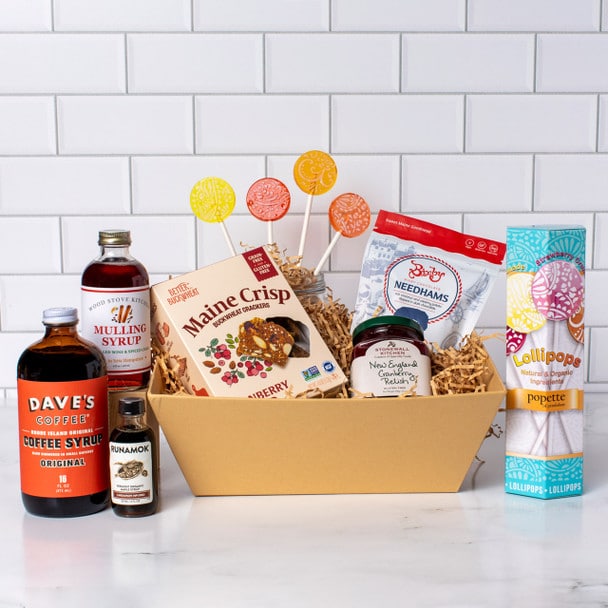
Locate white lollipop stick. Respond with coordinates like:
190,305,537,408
314,231,341,276
559,412,575,454
297,193,313,260
267,221,273,246
531,413,549,456
220,221,237,257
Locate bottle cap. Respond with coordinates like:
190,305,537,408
118,397,145,416
98,230,131,246
394,307,429,330
42,307,78,325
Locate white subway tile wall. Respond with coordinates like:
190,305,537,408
1,0,607,394
0,97,56,155
128,34,264,93
54,0,192,31
0,34,125,93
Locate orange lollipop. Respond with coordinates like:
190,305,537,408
293,150,338,260
328,192,371,238
314,193,371,275
246,178,291,244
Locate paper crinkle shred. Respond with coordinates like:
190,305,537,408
268,244,353,390
430,332,498,396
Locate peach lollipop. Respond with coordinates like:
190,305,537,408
246,177,291,245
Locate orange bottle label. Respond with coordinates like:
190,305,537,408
17,377,109,498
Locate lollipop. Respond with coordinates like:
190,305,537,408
531,260,584,321
567,304,584,344
293,150,338,260
506,272,546,334
190,177,237,256
506,326,526,355
313,193,371,276
246,178,291,245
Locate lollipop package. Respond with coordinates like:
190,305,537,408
352,211,506,349
505,225,585,499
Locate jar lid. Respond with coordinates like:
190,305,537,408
98,230,131,246
352,314,425,341
42,307,78,325
118,396,145,416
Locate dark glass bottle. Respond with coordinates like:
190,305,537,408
81,229,151,391
17,307,109,517
109,397,158,517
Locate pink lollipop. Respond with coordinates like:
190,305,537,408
506,326,526,355
314,193,371,275
531,260,584,321
246,178,291,244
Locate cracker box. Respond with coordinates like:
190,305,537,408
151,246,346,398
505,225,585,499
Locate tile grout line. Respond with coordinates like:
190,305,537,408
596,94,601,153
53,96,60,155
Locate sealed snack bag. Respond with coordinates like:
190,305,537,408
353,211,506,348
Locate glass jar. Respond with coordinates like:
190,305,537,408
350,313,432,397
294,272,327,308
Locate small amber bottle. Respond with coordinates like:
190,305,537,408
109,397,158,517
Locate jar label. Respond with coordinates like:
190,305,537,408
350,339,432,397
109,441,154,505
17,377,109,498
81,286,151,375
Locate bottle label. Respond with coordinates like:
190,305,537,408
109,441,154,505
17,377,109,498
350,339,432,397
81,286,151,375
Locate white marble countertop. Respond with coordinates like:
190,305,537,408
1,395,607,608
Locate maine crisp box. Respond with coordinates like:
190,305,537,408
151,246,346,398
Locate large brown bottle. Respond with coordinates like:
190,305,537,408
81,229,151,391
17,307,109,517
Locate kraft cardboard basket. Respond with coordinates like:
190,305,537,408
147,353,505,496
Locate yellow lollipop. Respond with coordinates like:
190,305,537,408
190,177,237,256
293,150,338,260
507,273,547,334
190,177,236,222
